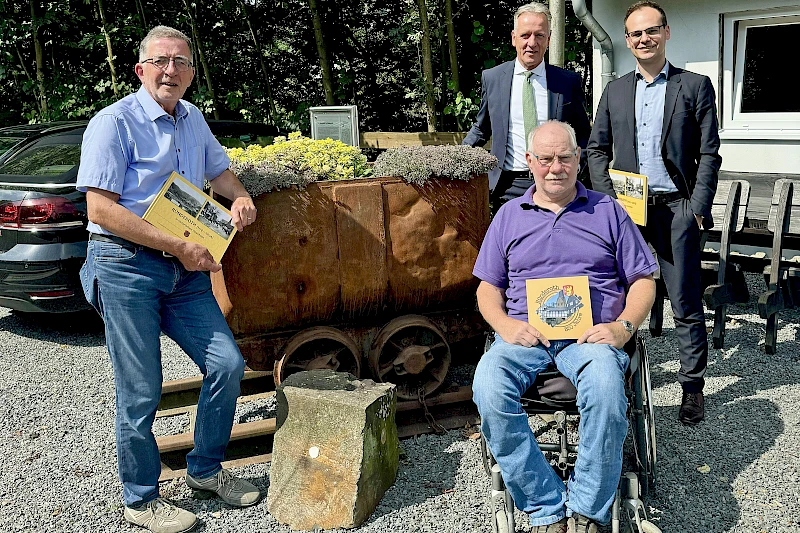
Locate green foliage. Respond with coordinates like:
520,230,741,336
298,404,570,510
373,145,497,186
0,0,592,129
443,90,480,130
227,132,370,197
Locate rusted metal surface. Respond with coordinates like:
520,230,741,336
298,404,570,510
273,326,361,386
211,175,490,370
368,314,451,399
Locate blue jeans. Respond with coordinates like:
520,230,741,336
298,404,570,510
473,336,629,526
80,240,245,507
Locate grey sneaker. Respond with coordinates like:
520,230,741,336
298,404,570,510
567,513,598,533
533,517,567,533
123,498,198,533
185,468,261,507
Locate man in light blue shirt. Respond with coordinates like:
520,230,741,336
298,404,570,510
634,62,675,193
77,26,260,533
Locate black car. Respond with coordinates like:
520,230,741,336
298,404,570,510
0,120,277,313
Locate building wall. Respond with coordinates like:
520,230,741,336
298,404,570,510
588,0,799,174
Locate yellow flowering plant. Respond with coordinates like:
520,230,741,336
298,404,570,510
227,132,370,197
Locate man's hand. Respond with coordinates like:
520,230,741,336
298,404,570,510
230,196,257,232
695,213,704,229
176,241,221,272
496,319,551,348
577,322,631,349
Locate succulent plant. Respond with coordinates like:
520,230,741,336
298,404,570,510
227,132,370,197
372,145,497,186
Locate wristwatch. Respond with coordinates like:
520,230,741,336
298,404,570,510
616,319,635,336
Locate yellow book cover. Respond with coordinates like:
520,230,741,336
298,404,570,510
609,169,648,226
142,172,237,263
526,276,594,340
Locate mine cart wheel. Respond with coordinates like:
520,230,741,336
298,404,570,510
368,315,451,400
274,327,361,386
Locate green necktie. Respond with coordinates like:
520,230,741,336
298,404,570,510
522,70,538,148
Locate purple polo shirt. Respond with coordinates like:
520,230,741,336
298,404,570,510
473,182,657,325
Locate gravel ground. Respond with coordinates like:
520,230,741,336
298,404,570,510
1,272,799,533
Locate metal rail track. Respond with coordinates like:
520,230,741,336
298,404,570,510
156,370,479,481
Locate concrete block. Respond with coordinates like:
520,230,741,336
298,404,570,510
267,370,399,530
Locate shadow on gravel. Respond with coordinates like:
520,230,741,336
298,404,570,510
640,300,800,532
0,309,105,347
365,431,465,520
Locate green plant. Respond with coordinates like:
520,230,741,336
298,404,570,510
227,132,370,197
443,90,480,130
372,145,497,186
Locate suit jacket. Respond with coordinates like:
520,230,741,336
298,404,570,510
587,64,722,227
463,60,591,191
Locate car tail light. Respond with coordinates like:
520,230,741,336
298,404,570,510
0,197,84,229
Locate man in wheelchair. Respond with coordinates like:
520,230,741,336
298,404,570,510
472,121,658,533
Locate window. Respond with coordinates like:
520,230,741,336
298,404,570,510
721,8,800,137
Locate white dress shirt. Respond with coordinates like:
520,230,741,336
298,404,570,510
504,59,549,171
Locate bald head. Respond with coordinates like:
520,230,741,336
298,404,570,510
525,121,581,208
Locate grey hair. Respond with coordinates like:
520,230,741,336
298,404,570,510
514,2,552,31
139,26,194,62
528,120,578,153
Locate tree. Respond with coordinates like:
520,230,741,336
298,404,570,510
96,0,120,98
29,0,47,115
238,0,277,122
308,0,336,105
444,0,459,95
415,0,436,132
182,0,220,119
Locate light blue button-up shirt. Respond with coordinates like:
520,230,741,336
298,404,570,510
77,86,231,235
634,63,677,194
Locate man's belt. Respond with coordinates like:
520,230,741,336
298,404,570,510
89,233,136,246
89,233,174,258
647,191,684,206
501,169,533,180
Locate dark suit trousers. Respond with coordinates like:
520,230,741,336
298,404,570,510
491,170,534,207
641,198,707,392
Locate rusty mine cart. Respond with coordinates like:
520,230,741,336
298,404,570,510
210,174,490,400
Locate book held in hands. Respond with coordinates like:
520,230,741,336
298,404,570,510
609,169,648,226
526,276,594,340
142,172,237,263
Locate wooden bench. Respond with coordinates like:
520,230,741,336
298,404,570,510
757,179,800,354
701,180,751,348
649,180,750,342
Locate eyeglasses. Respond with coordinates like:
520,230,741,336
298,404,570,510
532,151,577,167
625,25,665,41
142,56,194,73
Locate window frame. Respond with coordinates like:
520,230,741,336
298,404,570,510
721,7,800,139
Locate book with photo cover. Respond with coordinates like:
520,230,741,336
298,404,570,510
526,276,594,340
609,169,648,226
142,172,237,263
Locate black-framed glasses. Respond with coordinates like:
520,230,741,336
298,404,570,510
625,24,665,41
142,56,194,72
532,151,577,168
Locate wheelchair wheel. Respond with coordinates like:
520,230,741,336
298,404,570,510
632,339,657,495
493,508,511,533
480,432,495,476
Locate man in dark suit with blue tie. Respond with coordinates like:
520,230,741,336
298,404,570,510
462,2,591,208
587,1,722,426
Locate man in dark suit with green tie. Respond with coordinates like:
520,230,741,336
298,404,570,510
463,2,591,208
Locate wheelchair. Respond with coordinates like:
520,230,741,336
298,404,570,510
478,333,660,533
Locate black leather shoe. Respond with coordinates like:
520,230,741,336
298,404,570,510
679,390,705,426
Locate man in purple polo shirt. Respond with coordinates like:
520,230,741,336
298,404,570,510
472,121,657,533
